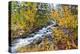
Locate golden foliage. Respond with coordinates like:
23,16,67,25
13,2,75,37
51,5,78,28
10,2,78,52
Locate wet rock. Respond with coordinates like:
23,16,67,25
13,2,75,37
32,37,42,45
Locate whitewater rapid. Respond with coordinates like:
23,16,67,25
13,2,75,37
10,20,57,53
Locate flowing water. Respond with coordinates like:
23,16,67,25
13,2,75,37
10,20,57,53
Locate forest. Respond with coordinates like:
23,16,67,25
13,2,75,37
9,1,78,53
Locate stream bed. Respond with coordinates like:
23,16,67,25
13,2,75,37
10,20,57,53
